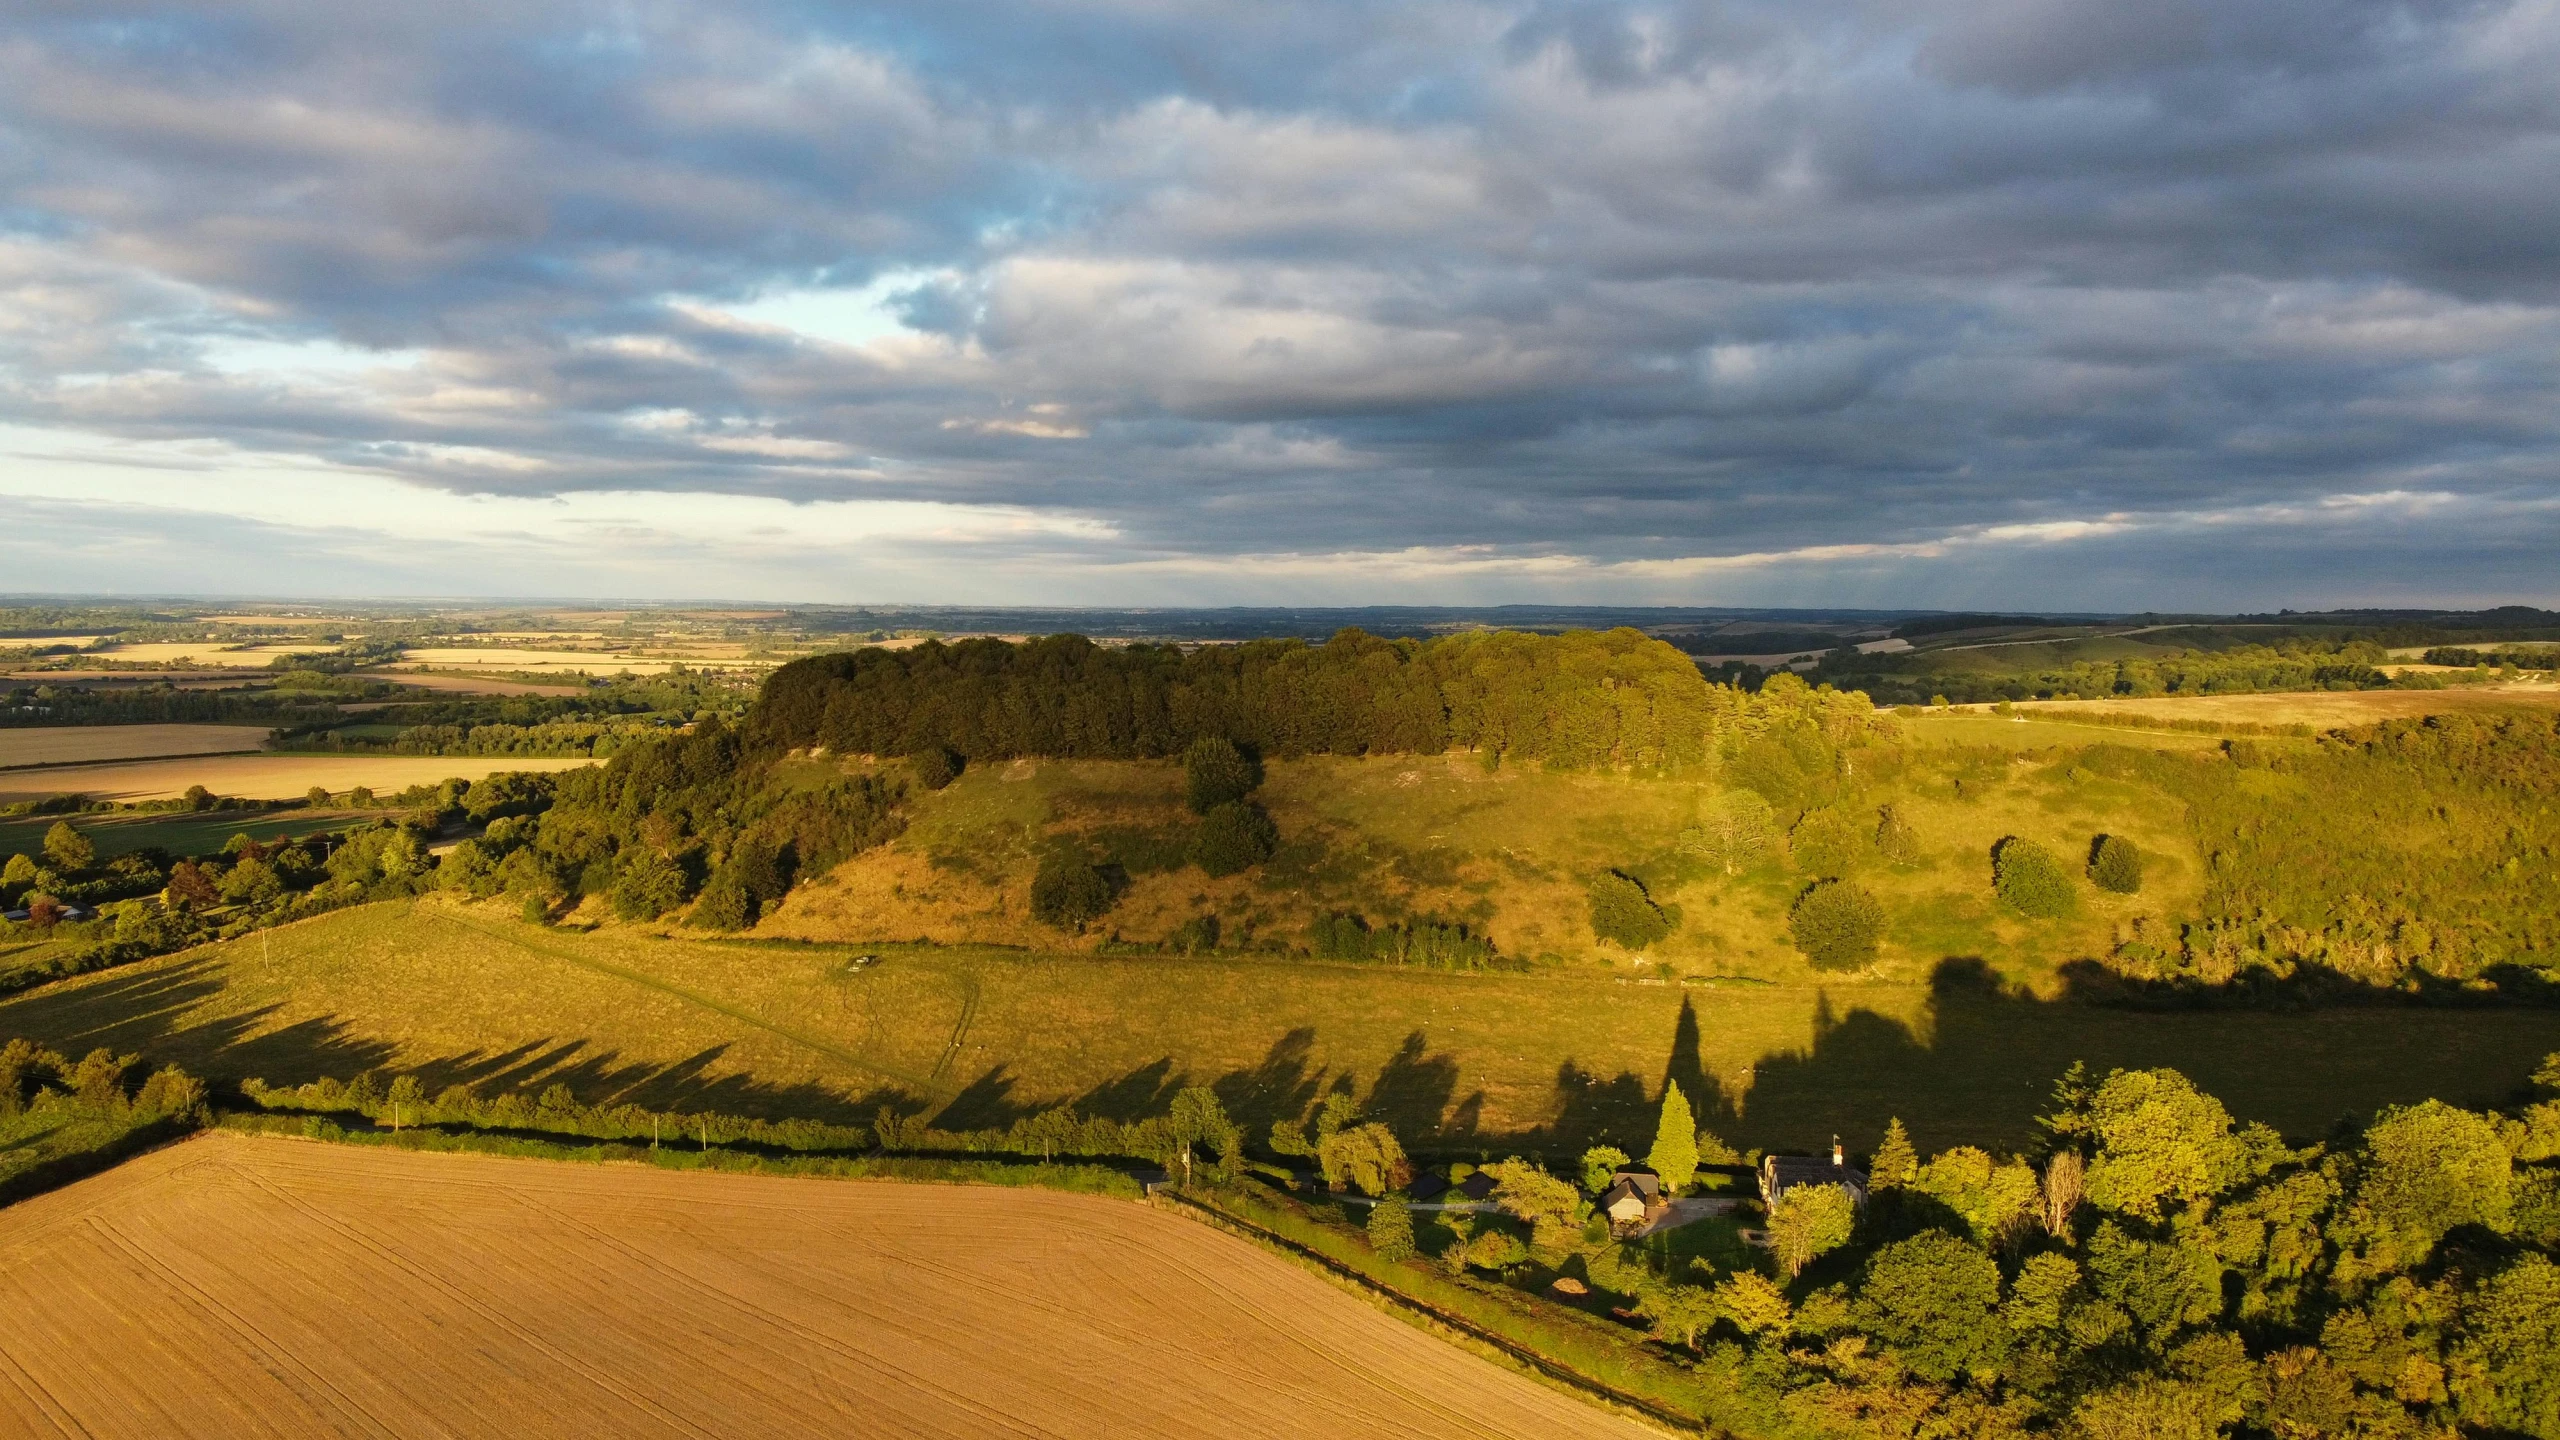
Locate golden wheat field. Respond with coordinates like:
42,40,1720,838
0,754,594,804
396,647,690,675
0,1134,1648,1440
0,725,272,770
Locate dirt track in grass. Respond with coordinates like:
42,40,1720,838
0,1133,1653,1440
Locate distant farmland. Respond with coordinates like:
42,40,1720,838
0,1133,1646,1440
0,754,593,804
0,724,271,770
1999,682,2560,729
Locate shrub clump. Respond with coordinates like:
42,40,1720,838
1993,837,2077,918
910,747,963,791
1030,853,1117,929
1790,880,1886,971
1587,871,1672,950
610,849,691,921
1183,738,1262,814
1189,802,1277,877
2089,834,2143,894
1366,1194,1416,1261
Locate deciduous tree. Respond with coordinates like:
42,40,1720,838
1769,1183,1857,1277
41,820,93,873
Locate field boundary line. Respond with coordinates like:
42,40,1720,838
1152,1189,1711,1438
432,911,947,1095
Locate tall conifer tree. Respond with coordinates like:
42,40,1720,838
1872,1117,1918,1189
1649,1081,1699,1192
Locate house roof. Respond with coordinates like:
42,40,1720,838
1607,1168,1662,1200
1763,1155,1867,1198
1598,1180,1652,1218
1455,1171,1497,1202
1406,1172,1451,1202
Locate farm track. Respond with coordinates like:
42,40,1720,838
0,1134,1655,1439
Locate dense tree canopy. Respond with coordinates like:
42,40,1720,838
748,628,1891,772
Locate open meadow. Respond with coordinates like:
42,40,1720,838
5,901,2550,1156
0,1132,1645,1440
0,754,594,805
0,724,272,770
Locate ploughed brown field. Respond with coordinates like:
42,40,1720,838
0,1134,1650,1440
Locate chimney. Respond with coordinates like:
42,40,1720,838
1832,1136,1843,1167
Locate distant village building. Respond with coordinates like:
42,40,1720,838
1759,1139,1869,1209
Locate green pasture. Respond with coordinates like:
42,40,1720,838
4,901,2548,1160
0,808,374,863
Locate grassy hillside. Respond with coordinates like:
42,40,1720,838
762,741,2205,989
4,899,2550,1157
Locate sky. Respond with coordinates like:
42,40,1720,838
1,0,2556,610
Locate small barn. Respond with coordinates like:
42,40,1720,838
1598,1180,1653,1226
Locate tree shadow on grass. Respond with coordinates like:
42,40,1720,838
0,956,899,1128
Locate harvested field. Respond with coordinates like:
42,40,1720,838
1999,683,2560,729
0,1134,1647,1440
380,672,590,697
0,724,271,770
89,642,310,664
397,647,686,674
0,754,592,804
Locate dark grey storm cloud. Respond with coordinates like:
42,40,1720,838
0,0,2554,603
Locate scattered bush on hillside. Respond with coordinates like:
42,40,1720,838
1789,805,1872,875
1681,790,1776,874
1876,804,1922,863
2089,834,2144,894
1189,802,1278,876
1030,853,1118,930
1993,837,2077,918
1789,880,1886,971
1183,737,1262,813
1586,871,1672,950
910,746,962,791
